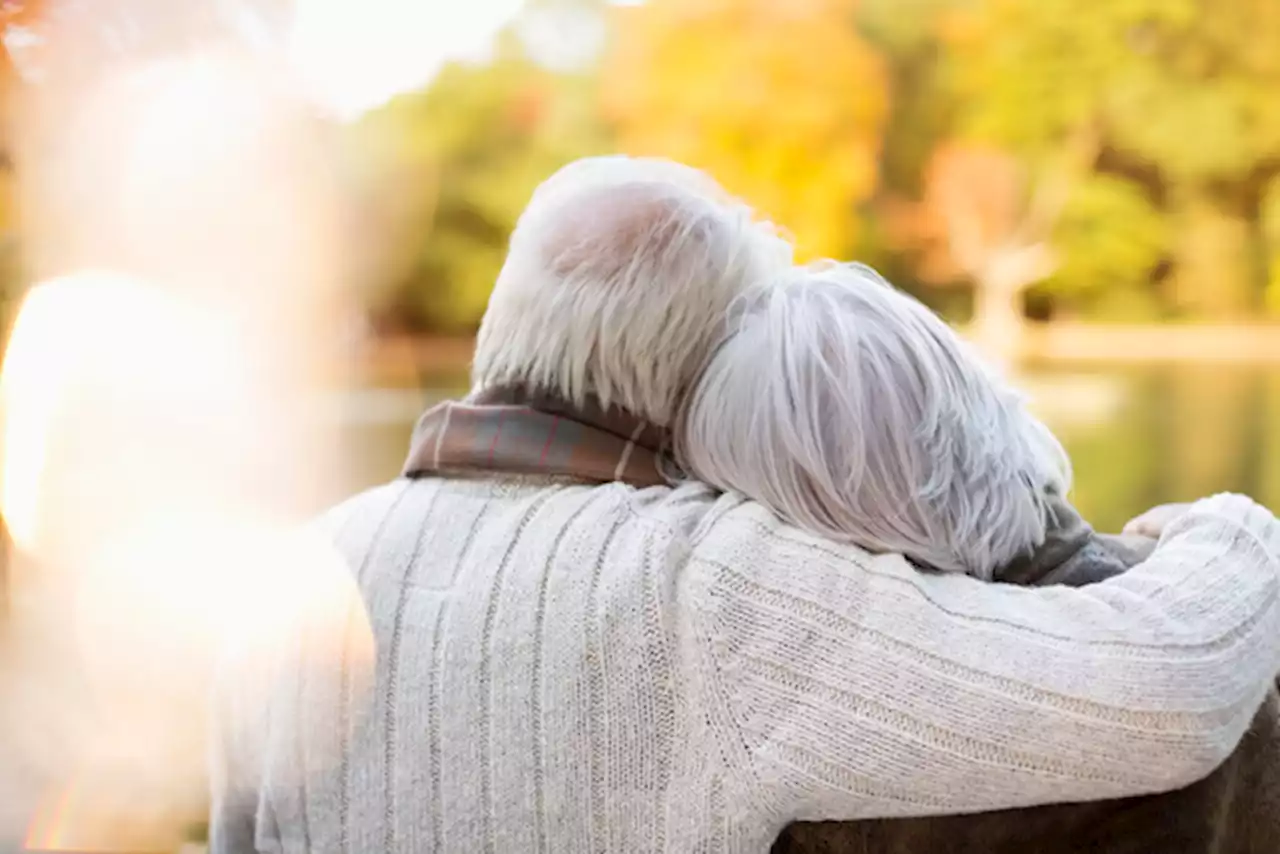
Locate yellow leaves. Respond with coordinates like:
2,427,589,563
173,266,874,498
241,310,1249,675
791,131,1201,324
603,0,887,261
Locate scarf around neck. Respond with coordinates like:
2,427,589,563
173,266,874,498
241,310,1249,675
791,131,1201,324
401,390,1149,587
402,386,675,488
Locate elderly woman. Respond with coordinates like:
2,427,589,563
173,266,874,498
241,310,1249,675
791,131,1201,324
680,262,1156,584
674,262,1280,852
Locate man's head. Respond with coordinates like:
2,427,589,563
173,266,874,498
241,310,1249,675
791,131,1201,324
472,155,792,427
678,262,1071,578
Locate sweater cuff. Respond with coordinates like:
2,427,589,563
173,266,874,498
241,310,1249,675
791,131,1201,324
1183,493,1280,566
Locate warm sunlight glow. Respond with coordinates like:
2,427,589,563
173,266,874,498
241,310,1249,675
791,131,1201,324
0,274,238,557
0,284,64,551
288,0,525,118
1,50,357,848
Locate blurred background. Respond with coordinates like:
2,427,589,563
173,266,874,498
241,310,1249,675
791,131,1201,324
0,0,1276,530
0,0,1278,849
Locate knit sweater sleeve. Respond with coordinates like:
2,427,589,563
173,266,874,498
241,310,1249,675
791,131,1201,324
686,493,1280,821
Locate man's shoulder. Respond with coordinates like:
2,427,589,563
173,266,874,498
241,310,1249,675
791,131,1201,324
307,475,730,550
687,493,888,576
308,479,891,574
311,479,409,540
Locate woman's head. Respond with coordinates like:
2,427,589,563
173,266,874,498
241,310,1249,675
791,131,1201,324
677,263,1070,578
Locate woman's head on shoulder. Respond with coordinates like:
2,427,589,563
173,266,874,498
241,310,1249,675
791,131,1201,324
676,261,1070,579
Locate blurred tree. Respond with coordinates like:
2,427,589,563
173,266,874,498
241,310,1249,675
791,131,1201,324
856,0,1167,328
884,136,1123,357
347,25,609,333
1264,179,1280,317
944,0,1280,319
883,144,1054,357
852,0,959,304
1037,174,1168,321
857,0,958,205
602,0,887,261
887,139,1166,357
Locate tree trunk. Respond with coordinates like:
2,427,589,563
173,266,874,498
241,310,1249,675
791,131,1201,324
1169,183,1267,319
971,274,1025,368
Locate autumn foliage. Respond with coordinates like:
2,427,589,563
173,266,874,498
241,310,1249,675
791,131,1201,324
0,0,1279,332
603,0,887,261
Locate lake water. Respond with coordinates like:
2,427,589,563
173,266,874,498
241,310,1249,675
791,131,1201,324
337,363,1280,534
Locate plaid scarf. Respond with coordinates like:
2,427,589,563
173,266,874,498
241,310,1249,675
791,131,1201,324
402,387,675,488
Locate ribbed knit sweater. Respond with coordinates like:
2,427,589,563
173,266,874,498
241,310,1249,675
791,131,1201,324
210,478,1280,854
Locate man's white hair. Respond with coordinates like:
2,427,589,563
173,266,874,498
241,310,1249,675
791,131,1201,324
472,155,792,427
677,263,1072,578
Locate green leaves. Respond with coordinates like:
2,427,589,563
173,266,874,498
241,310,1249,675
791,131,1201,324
1044,174,1167,318
948,0,1280,181
346,42,607,332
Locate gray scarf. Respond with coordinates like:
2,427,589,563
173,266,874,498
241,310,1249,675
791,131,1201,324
995,490,1155,587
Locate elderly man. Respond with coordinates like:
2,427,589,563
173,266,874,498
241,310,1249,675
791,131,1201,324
210,155,1280,853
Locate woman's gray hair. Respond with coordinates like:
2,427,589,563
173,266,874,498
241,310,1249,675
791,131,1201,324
677,263,1071,578
472,155,793,427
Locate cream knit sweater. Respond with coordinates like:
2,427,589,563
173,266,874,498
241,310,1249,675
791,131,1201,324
210,477,1280,854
